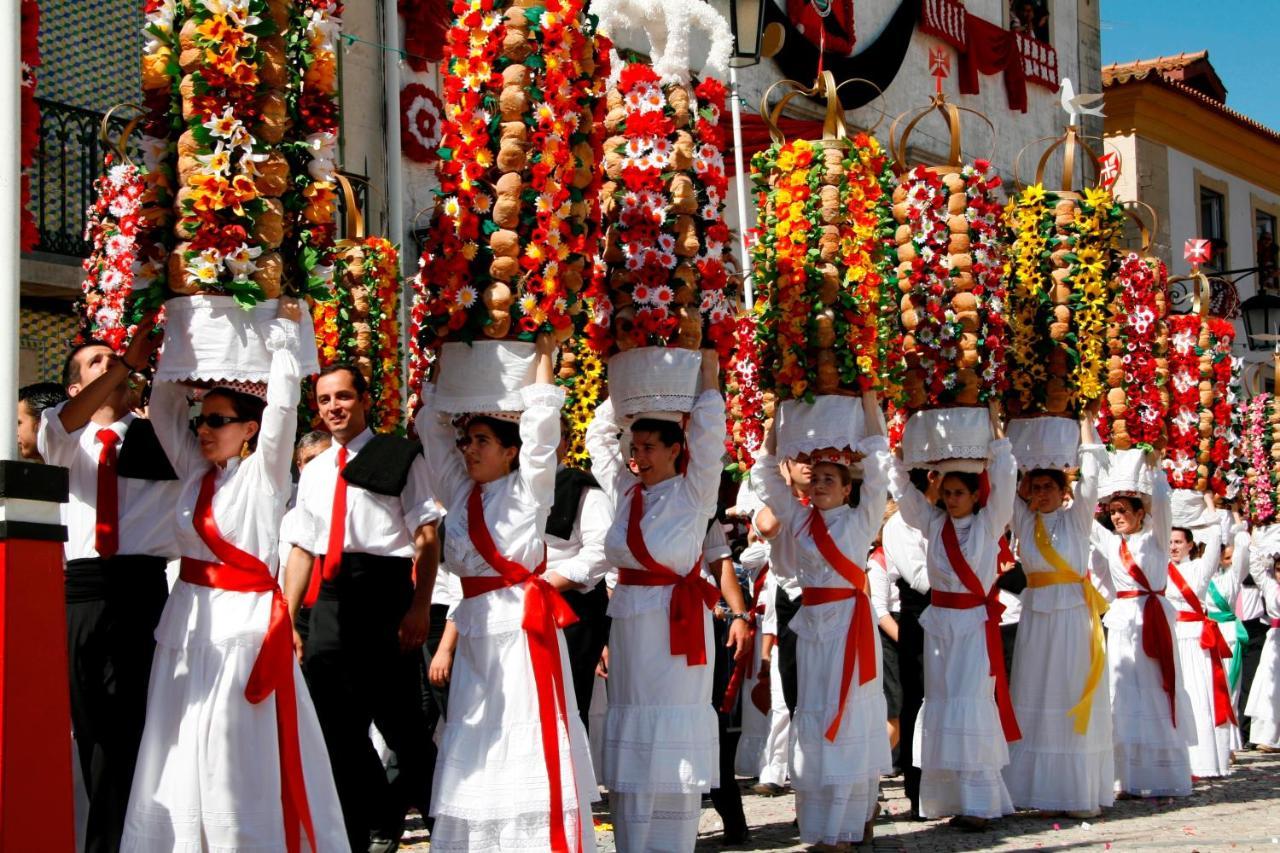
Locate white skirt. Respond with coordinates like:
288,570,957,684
601,606,717,794
1107,613,1195,797
914,606,1014,820
791,613,891,844
588,674,608,776
121,594,349,852
1245,626,1280,747
1003,603,1115,811
430,626,598,853
759,666,791,787
1177,631,1233,778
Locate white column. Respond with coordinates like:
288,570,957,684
729,66,753,310
0,0,22,461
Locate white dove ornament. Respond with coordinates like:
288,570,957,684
1059,77,1105,124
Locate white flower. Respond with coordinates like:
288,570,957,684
1172,328,1196,355
456,285,478,308
108,195,139,219
105,234,134,258
224,243,262,278
186,251,222,287
99,268,125,292
1171,370,1197,395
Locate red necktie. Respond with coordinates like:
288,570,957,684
95,429,120,558
321,446,348,581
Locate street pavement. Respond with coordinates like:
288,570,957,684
402,748,1280,850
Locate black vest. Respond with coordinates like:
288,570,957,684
544,468,599,540
341,434,423,497
116,419,179,481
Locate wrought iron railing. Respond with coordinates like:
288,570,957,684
27,97,141,259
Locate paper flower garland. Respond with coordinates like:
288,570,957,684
1242,393,1280,526
413,0,607,347
282,0,342,301
892,161,1008,410
724,313,766,478
75,157,155,354
169,0,289,306
1165,313,1236,492
138,0,182,301
1097,253,1169,451
1004,185,1123,416
312,237,404,432
1212,354,1244,502
556,334,606,468
750,132,898,400
598,56,736,353
20,0,39,252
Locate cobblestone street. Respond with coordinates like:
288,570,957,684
403,749,1280,851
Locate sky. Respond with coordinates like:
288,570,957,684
1100,0,1280,131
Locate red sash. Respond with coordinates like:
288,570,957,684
1115,540,1178,727
800,506,878,741
180,469,315,853
930,518,1022,742
615,483,721,666
719,564,770,713
1168,561,1237,727
459,483,578,853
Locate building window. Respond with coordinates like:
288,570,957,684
1259,210,1279,291
1009,0,1050,43
1199,186,1227,272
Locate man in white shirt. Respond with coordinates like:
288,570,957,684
283,364,442,852
40,337,179,853
543,425,613,729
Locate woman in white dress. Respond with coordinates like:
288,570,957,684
1091,460,1195,798
1167,524,1231,778
1245,544,1280,749
1003,419,1114,816
586,350,727,852
417,335,597,852
121,301,349,852
1207,525,1251,755
750,393,892,850
888,403,1017,831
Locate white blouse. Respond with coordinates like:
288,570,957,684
545,472,613,589
1091,464,1175,630
418,382,564,637
889,438,1017,636
586,392,726,620
1011,443,1105,613
882,510,929,595
148,320,300,649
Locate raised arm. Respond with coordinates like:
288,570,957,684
516,382,567,521
59,314,159,434
148,380,204,480
585,397,632,502
983,437,1017,536
887,455,939,533
417,382,471,507
256,311,303,494
1074,415,1104,522
750,443,801,529
1230,528,1252,584
1149,455,1173,547
684,349,728,517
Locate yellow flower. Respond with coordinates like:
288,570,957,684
1020,184,1048,206
1083,187,1113,210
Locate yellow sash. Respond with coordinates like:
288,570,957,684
1026,513,1110,735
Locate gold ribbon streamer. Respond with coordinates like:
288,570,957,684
1027,513,1110,735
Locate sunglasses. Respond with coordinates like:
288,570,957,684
192,413,248,430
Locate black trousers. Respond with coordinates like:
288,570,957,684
560,582,610,731
896,581,930,814
774,586,801,715
415,601,453,833
1240,616,1271,743
709,617,747,838
304,553,432,849
65,556,168,853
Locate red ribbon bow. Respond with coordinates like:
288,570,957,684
461,483,578,853
801,506,878,742
616,483,721,666
1168,561,1238,728
1115,540,1178,727
183,468,316,853
931,518,1022,742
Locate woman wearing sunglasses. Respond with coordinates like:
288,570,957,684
120,298,349,852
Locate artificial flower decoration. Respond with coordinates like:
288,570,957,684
1164,312,1237,493
75,156,165,353
138,0,182,301
412,0,608,348
556,333,607,468
1241,392,1280,526
310,237,404,433
1097,253,1170,451
401,81,444,164
750,131,898,401
1003,184,1124,417
892,160,1008,410
598,55,737,355
724,313,767,478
